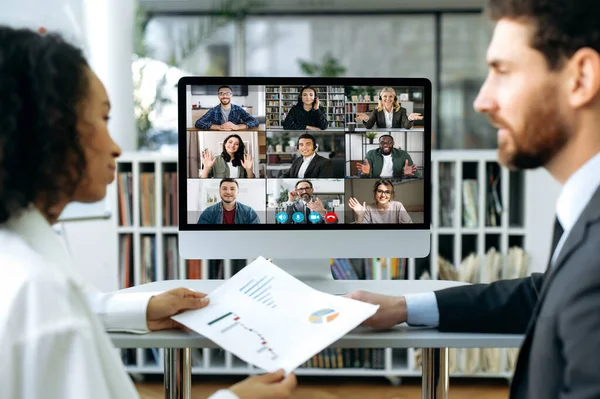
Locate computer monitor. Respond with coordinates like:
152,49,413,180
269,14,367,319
178,77,431,261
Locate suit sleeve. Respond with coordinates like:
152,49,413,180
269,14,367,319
400,108,414,129
318,158,333,178
363,110,377,129
435,273,544,333
557,257,600,399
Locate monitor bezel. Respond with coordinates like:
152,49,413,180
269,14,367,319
178,76,432,231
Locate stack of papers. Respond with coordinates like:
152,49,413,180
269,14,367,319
171,256,379,373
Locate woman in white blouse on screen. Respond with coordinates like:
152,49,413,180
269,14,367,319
0,26,295,399
348,179,413,224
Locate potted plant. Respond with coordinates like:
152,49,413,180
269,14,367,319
365,132,378,144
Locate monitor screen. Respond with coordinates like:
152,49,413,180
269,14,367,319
179,77,431,259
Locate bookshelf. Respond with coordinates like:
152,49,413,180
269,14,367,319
265,85,345,128
114,150,537,380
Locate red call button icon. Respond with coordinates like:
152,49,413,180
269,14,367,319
325,212,337,223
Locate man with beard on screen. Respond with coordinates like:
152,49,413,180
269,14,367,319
195,85,259,131
356,134,419,178
346,0,600,398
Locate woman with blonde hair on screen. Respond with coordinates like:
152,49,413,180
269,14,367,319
348,179,413,224
355,87,423,129
0,26,295,399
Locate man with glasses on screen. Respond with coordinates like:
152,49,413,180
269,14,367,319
356,135,419,178
195,85,259,131
282,180,338,224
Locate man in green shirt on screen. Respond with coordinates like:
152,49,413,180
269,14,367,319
356,134,419,178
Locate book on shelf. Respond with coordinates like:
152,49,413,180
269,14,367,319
299,348,386,370
117,172,133,226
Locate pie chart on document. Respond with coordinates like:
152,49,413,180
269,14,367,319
308,309,339,324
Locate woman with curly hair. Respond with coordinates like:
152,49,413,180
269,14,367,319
0,26,295,399
200,133,255,178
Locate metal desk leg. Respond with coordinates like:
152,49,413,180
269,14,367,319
164,348,192,399
421,347,449,399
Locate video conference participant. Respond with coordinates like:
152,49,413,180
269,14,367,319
348,179,413,224
356,135,419,178
355,87,423,129
197,178,260,224
195,85,259,131
282,180,338,224
281,133,333,178
201,134,255,178
282,86,328,131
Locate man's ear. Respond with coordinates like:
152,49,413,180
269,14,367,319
566,48,600,109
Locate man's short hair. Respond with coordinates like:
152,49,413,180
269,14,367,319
379,134,393,142
219,178,238,188
295,179,313,189
217,85,232,94
488,0,600,70
297,133,316,148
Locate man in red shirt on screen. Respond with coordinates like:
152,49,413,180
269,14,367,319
197,178,260,224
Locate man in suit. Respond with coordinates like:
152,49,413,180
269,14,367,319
347,1,600,398
281,133,333,178
282,180,338,224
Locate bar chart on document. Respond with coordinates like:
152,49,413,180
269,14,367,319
239,275,277,309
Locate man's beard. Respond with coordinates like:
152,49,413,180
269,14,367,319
495,94,570,170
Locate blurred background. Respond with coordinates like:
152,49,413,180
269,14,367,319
133,0,494,151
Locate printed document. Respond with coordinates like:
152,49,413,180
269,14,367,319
171,256,379,373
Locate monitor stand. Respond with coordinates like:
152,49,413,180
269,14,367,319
269,258,334,282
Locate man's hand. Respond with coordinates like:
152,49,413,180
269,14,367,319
346,290,407,329
146,288,210,331
229,369,297,399
403,160,417,176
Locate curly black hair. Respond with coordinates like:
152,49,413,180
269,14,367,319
488,0,600,70
0,26,89,223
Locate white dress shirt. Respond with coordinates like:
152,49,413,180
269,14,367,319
383,109,393,128
404,151,600,327
298,153,316,178
0,207,237,399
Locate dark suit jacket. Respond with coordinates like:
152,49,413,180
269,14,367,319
434,185,600,398
280,154,333,178
362,107,414,129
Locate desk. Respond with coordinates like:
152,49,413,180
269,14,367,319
110,280,523,399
